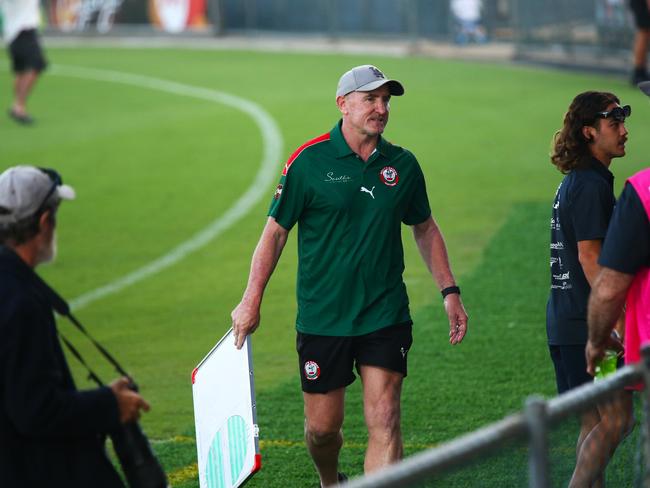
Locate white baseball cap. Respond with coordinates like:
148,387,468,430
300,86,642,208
0,165,75,226
336,65,405,98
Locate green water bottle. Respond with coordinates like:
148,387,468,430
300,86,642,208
594,350,618,381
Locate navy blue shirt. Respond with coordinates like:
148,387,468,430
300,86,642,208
599,181,650,273
547,159,616,345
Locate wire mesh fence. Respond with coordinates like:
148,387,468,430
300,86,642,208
31,0,639,75
512,0,635,72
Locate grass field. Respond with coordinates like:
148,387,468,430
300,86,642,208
1,45,649,487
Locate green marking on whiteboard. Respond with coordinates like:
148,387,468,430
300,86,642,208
205,415,248,487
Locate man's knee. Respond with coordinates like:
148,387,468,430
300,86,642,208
305,426,341,448
366,400,401,435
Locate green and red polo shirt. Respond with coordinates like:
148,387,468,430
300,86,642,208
269,120,431,336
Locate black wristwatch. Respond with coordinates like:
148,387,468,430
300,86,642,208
441,286,461,299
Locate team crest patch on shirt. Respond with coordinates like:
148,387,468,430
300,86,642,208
379,166,399,187
274,184,283,199
304,360,320,381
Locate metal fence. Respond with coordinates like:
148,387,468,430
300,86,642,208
344,346,650,488
33,0,639,75
512,0,635,73
215,0,450,39
38,0,510,41
512,0,633,49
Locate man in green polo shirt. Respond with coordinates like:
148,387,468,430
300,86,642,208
231,64,468,486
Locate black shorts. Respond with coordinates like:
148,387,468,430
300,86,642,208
549,344,592,395
9,29,47,74
297,322,413,394
630,0,650,30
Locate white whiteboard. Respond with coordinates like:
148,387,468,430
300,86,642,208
192,328,260,488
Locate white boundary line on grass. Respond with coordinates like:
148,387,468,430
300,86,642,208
45,65,283,311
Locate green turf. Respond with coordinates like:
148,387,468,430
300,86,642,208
1,47,649,486
155,202,641,487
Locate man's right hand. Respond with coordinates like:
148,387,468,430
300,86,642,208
110,377,150,424
231,299,261,350
585,341,606,377
230,217,289,350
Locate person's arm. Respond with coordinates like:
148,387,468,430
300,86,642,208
577,239,602,286
585,267,635,375
411,216,468,345
231,217,289,349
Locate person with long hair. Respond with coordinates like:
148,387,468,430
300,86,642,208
548,91,634,487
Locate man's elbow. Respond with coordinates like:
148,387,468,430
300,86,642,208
590,274,628,306
578,250,599,270
412,217,437,239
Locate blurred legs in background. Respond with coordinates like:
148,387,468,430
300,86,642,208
628,0,650,84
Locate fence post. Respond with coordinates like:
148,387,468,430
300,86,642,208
641,346,650,486
525,395,549,488
208,0,224,35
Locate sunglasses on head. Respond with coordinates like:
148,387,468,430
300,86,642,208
596,105,631,122
36,167,63,214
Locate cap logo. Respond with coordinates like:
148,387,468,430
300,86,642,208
304,360,320,381
369,67,385,79
379,166,399,187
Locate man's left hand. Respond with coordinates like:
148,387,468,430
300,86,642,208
444,294,468,345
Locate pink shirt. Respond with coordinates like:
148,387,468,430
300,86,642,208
624,169,650,382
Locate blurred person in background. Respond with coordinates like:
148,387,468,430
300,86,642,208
628,0,650,85
547,91,633,487
0,165,150,487
450,0,487,44
0,0,47,124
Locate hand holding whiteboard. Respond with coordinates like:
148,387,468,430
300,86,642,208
192,328,261,488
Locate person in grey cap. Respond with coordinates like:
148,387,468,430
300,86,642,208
0,165,150,487
231,65,468,485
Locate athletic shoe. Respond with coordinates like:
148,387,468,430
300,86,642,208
631,68,650,86
8,109,34,125
319,472,348,487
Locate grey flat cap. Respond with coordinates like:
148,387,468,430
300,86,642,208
0,165,75,226
336,65,405,98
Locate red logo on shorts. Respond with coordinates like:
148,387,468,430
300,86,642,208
304,360,320,381
379,166,399,186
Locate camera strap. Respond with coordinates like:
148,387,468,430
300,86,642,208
58,331,105,387
29,268,136,388
59,305,133,383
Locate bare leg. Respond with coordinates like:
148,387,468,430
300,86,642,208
569,391,634,487
633,29,650,72
12,69,39,116
632,27,650,84
304,388,345,487
359,365,404,473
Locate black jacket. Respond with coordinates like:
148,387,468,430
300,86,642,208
0,246,124,487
